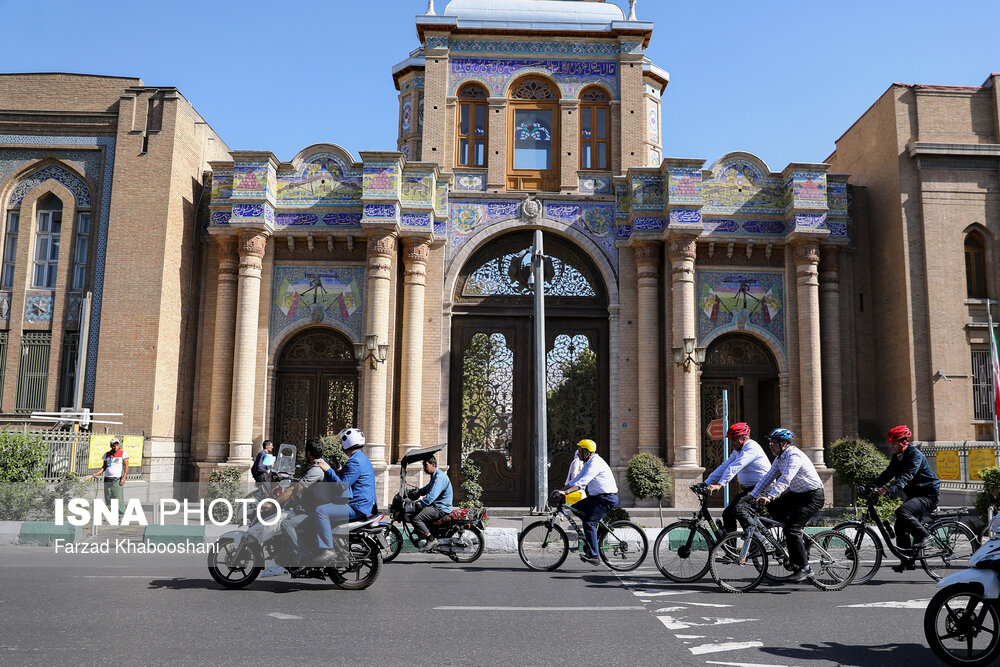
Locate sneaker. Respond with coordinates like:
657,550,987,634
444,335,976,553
788,565,813,583
316,548,342,565
420,538,439,552
913,535,933,551
579,554,601,566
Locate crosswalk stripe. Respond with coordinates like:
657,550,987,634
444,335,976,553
690,641,764,655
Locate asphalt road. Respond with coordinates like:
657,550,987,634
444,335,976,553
0,546,944,666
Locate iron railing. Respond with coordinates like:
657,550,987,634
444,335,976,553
916,440,1000,490
8,427,146,481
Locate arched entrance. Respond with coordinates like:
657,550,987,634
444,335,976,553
700,334,780,504
449,230,609,506
272,327,359,446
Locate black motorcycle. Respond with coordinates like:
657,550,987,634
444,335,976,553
380,443,487,563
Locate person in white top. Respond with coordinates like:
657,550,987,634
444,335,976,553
91,436,129,517
554,439,619,565
743,427,825,582
704,422,770,534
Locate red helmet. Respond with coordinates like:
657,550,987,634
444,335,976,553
727,422,751,438
887,425,912,443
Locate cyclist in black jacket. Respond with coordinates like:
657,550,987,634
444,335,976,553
872,425,940,571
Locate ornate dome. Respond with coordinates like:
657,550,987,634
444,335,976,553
442,0,626,24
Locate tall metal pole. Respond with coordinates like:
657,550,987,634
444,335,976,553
722,389,730,508
533,230,548,512
989,308,999,458
73,291,92,414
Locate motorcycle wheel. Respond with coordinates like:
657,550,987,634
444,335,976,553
207,537,262,589
446,525,485,563
328,535,382,590
924,583,1000,666
380,523,404,563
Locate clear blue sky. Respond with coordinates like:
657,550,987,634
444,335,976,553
3,1,998,170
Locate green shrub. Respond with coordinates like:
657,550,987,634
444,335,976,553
206,467,244,524
828,437,888,510
0,430,50,521
625,453,673,527
603,506,631,524
974,466,1000,524
0,483,47,521
460,457,483,510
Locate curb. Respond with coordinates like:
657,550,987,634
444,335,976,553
0,521,23,545
18,522,82,546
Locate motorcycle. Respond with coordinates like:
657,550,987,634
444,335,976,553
380,443,487,563
924,511,1000,665
207,443,386,590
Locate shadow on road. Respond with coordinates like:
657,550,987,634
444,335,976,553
146,577,341,593
762,641,932,666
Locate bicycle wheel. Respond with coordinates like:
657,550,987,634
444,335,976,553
518,521,569,571
380,523,403,563
832,521,883,584
924,583,1000,667
598,520,648,572
709,532,767,593
921,520,978,581
760,523,796,583
653,522,712,583
806,530,858,591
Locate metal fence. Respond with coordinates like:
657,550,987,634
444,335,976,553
10,428,146,481
916,440,999,491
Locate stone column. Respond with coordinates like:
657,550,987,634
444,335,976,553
669,237,699,467
362,230,397,465
794,242,824,464
227,231,269,464
398,237,430,458
819,246,843,447
632,240,660,456
207,235,238,462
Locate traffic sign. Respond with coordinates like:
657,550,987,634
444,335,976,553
706,419,725,440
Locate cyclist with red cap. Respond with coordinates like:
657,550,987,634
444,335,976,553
872,425,940,571
704,422,770,534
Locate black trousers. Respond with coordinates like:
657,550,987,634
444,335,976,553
895,494,938,550
766,488,825,570
410,505,447,537
722,489,753,533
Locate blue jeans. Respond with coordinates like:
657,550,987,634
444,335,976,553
313,503,353,550
572,493,618,558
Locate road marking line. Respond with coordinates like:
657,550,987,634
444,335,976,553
658,615,756,630
267,612,302,620
631,589,696,597
690,641,764,655
80,575,159,578
433,606,645,611
705,661,794,667
676,634,705,639
837,599,930,609
670,601,733,608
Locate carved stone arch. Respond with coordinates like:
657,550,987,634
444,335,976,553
288,143,360,172
577,83,613,101
444,217,619,309
269,317,361,358
706,151,775,183
3,158,95,210
702,333,779,377
505,72,563,99
457,81,490,99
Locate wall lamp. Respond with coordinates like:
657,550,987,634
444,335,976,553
672,337,707,373
354,334,389,370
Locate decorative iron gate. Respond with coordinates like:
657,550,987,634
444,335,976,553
273,328,358,446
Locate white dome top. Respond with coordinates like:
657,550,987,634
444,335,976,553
443,0,625,24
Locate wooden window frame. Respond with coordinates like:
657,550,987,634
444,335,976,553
966,233,988,299
579,90,610,171
507,98,560,192
456,87,488,168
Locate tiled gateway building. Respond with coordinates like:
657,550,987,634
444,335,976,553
0,0,994,508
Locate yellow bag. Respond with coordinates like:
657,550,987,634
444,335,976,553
564,490,583,505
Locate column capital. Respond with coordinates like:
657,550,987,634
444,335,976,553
402,237,431,264
237,231,269,273
630,239,661,268
216,235,239,279
792,242,820,267
667,237,697,264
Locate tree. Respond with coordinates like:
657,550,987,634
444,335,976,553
546,346,597,457
828,437,888,511
626,453,673,527
0,430,48,520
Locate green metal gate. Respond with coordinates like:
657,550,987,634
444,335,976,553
16,331,51,414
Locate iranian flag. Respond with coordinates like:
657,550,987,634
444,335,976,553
991,315,1000,420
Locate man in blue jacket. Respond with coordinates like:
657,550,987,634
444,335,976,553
408,456,452,551
873,424,941,571
314,428,376,563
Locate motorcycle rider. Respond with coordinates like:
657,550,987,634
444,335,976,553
704,422,770,535
554,439,619,566
872,424,940,572
315,428,376,563
743,427,825,583
277,438,336,566
407,456,453,551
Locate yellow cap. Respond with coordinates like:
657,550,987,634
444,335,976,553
576,439,597,452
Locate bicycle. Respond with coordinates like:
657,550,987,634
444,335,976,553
654,483,796,584
833,486,978,583
708,501,858,593
518,493,648,572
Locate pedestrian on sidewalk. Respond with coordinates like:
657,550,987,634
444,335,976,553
91,437,128,516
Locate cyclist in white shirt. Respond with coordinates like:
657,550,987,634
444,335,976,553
744,427,825,583
704,422,770,534
554,439,618,565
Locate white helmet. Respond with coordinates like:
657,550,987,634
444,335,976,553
338,428,365,451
